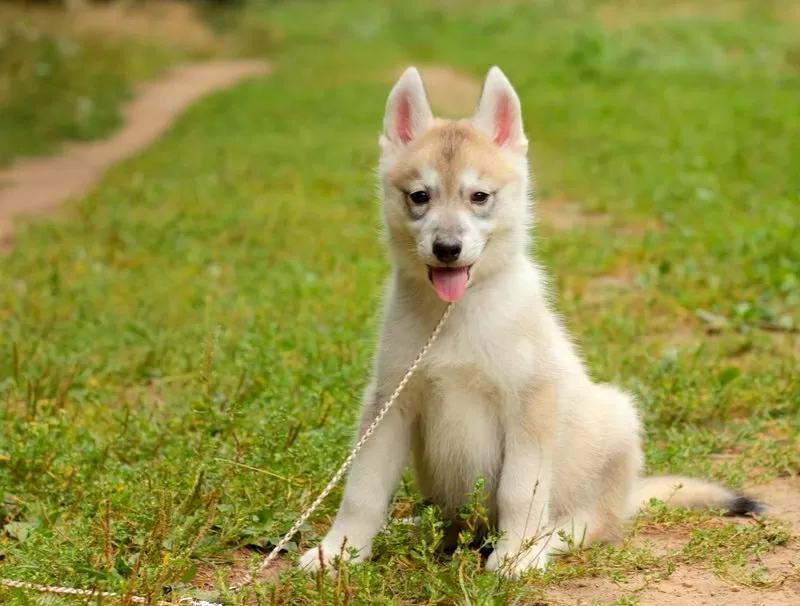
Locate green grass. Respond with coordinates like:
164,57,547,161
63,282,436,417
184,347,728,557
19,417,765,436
1,0,799,603
0,14,185,168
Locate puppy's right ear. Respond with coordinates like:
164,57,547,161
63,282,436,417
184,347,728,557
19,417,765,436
381,67,433,152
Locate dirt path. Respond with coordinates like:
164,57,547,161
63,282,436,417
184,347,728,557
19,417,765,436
0,59,270,252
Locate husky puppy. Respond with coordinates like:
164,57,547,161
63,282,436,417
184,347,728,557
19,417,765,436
298,66,762,577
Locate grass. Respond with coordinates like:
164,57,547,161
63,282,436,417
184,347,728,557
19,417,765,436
1,0,799,603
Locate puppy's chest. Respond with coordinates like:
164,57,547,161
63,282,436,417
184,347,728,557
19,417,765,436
413,369,504,506
424,315,537,389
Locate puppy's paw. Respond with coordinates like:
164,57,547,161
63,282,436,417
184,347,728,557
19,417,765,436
298,545,331,575
485,545,548,579
297,537,370,575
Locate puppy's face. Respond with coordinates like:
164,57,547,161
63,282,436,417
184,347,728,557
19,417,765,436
378,67,530,302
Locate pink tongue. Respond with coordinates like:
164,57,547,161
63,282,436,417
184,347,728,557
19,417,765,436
430,267,469,302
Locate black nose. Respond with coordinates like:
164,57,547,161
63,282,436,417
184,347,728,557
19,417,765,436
432,239,462,263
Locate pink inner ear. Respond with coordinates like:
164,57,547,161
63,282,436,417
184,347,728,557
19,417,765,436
494,94,513,146
396,94,413,143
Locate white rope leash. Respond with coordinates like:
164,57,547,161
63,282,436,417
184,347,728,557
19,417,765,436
0,578,221,606
0,303,453,605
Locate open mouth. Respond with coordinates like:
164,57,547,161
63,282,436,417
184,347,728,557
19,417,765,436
427,265,472,302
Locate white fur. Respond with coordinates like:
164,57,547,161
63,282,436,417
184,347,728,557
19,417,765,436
298,66,759,578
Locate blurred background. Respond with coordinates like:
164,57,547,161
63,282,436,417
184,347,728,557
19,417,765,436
0,0,278,164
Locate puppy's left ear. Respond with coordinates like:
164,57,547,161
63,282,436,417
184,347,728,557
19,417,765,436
473,66,527,154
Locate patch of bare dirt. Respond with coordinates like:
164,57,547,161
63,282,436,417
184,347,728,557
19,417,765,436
645,328,702,350
536,197,612,231
546,545,798,605
388,64,482,117
614,218,664,237
644,324,799,366
0,60,270,252
782,2,800,23
752,477,800,535
191,548,290,606
580,271,637,303
537,196,664,235
193,548,289,592
542,476,800,605
769,332,800,359
637,565,797,606
596,1,748,30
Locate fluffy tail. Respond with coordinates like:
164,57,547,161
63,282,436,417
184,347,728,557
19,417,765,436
630,475,764,516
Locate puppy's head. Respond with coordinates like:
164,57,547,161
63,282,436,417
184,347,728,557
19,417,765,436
378,66,532,302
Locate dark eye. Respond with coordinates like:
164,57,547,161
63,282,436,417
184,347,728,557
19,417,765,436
409,191,430,205
471,191,490,204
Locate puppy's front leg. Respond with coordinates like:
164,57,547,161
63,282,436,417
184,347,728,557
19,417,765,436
298,381,412,573
486,414,554,578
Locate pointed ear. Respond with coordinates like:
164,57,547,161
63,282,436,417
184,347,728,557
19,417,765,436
381,67,434,149
473,66,527,152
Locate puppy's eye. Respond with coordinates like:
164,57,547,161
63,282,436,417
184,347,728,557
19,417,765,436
471,191,490,204
409,191,430,205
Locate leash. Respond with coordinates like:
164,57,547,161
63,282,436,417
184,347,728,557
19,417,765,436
1,303,454,605
0,579,221,606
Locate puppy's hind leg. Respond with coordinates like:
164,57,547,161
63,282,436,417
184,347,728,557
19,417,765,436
543,384,643,562
591,385,643,545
